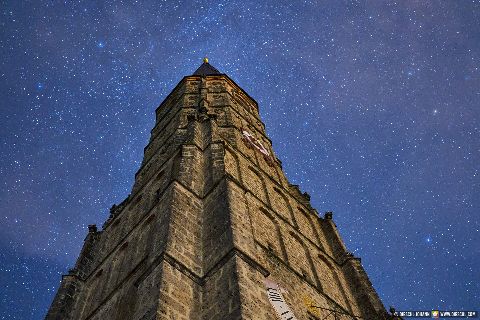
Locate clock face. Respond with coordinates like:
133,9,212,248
265,278,298,320
241,129,275,166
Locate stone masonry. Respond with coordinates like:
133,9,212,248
46,60,397,320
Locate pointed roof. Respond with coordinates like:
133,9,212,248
193,57,221,76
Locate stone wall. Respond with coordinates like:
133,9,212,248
46,72,390,320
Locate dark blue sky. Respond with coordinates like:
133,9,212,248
1,1,479,319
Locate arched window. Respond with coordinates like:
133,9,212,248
253,208,285,261
285,232,317,285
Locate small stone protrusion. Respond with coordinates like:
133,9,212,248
324,211,333,220
389,306,396,315
342,251,355,263
88,224,97,233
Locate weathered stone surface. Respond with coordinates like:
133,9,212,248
46,63,394,320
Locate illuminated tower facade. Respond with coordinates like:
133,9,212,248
46,60,394,320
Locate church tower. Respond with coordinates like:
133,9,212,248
46,59,395,320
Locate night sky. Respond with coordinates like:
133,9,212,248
1,1,479,319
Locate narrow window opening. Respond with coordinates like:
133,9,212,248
156,170,164,181
119,242,129,251
267,242,274,252
144,214,155,225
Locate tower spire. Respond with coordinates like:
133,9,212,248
193,57,221,76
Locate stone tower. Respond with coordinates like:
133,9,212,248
46,60,395,320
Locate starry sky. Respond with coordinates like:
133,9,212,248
1,1,479,319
